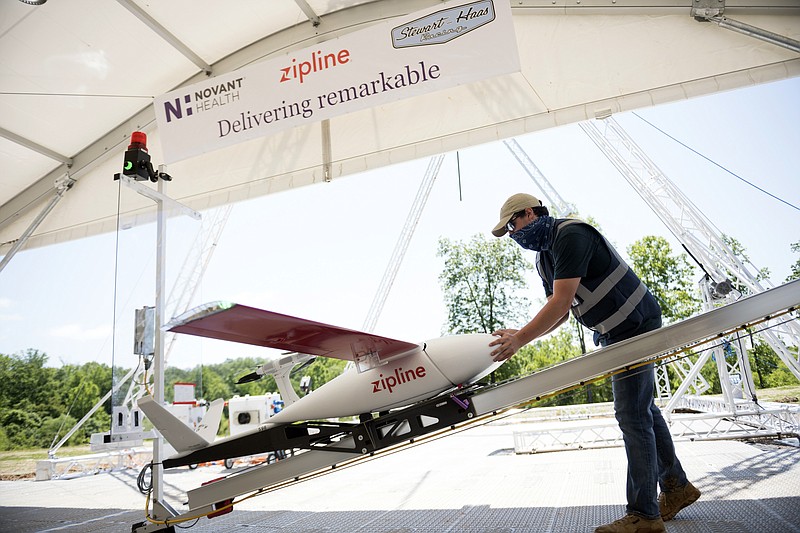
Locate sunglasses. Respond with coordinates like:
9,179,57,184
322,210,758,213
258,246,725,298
506,210,527,232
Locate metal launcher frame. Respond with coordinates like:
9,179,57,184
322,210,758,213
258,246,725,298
133,279,800,532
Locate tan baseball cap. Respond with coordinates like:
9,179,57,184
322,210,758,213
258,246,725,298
491,193,543,237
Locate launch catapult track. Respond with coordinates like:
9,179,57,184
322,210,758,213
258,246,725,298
133,279,800,532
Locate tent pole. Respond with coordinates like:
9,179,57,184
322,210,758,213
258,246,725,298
700,14,800,53
0,176,74,274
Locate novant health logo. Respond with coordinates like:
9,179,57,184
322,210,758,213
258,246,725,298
162,77,244,123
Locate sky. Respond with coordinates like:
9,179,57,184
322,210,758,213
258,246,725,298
0,76,798,372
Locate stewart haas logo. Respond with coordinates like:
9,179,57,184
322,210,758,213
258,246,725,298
391,0,495,48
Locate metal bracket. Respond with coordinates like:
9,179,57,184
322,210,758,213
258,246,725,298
691,0,724,20
692,0,800,53
362,392,476,451
353,350,388,373
117,173,201,221
321,119,332,182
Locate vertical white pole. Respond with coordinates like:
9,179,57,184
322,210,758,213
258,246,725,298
152,177,167,503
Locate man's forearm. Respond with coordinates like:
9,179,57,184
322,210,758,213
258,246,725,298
490,277,580,362
515,300,571,345
542,310,570,336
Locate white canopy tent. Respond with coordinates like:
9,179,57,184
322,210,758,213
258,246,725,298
1,0,799,256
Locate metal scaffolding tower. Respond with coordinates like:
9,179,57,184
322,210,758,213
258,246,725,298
164,205,233,359
579,116,800,416
362,154,445,333
503,139,577,218
260,155,445,376
46,201,230,463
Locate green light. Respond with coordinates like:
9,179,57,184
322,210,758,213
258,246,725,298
124,161,133,171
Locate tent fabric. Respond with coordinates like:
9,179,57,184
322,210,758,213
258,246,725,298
1,0,798,252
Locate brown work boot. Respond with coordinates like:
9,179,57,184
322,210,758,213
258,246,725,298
594,514,666,533
659,481,701,521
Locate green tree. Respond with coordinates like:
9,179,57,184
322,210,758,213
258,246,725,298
749,338,781,388
437,234,534,334
198,367,231,402
165,366,195,403
0,349,55,410
0,350,123,449
300,358,347,394
492,328,612,404
720,234,770,294
627,236,700,323
53,362,111,420
0,409,43,448
218,357,279,398
0,425,11,450
787,241,800,282
38,415,84,448
490,326,575,381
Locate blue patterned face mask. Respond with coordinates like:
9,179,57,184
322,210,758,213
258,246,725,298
510,216,555,251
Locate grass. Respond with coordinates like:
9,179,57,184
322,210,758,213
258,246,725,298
754,384,800,403
0,444,92,480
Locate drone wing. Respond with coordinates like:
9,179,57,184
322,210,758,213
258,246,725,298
166,302,419,362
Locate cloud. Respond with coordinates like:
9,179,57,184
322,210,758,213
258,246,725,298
49,323,110,341
0,298,21,322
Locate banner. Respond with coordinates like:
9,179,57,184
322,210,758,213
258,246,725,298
154,0,519,163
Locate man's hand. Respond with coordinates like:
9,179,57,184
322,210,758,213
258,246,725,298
489,328,521,362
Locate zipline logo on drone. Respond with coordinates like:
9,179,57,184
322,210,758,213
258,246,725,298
162,77,244,123
371,365,427,394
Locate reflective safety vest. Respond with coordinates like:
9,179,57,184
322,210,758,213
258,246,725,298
536,219,661,344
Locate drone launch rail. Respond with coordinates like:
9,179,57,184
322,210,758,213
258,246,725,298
472,279,800,416
135,280,799,532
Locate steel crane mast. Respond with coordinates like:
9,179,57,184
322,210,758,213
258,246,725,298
503,139,577,218
579,116,800,413
361,154,445,334
48,205,232,460
580,118,762,298
164,205,233,359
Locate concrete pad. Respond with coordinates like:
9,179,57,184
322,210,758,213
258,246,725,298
1,421,798,532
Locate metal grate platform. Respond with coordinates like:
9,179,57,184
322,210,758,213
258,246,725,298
1,419,798,532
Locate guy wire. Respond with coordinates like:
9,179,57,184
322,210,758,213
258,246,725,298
110,178,123,431
632,111,800,213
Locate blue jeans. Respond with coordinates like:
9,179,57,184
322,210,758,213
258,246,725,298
611,362,688,519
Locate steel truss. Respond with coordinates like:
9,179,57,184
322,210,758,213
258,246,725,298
45,201,230,467
35,447,152,481
579,117,800,416
513,405,799,454
497,114,800,456
498,126,799,457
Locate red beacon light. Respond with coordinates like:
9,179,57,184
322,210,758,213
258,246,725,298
128,131,148,151
122,131,153,181
116,130,170,182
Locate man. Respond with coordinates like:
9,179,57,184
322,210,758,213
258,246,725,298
489,193,700,533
